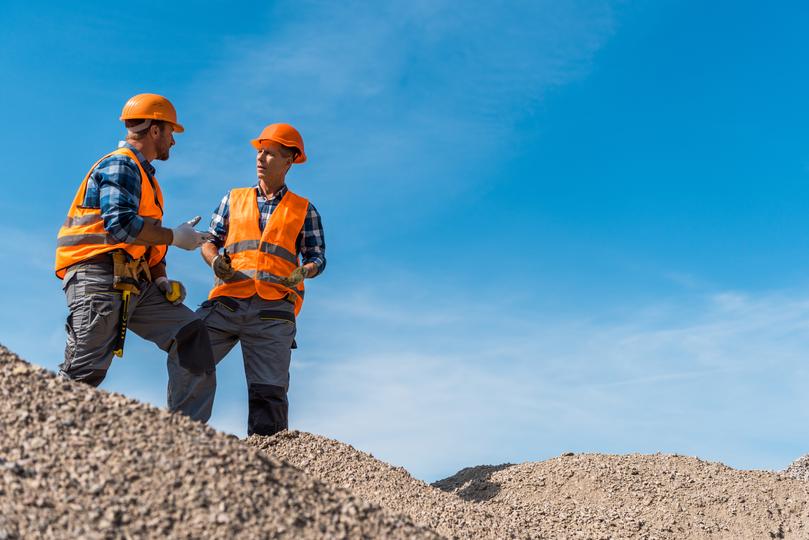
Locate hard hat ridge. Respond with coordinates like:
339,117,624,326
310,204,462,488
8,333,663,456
251,123,306,163
120,93,184,133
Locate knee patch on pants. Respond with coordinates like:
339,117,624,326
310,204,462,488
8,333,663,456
63,367,107,388
175,319,215,375
248,383,288,437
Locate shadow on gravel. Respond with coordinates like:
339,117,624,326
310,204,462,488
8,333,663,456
432,464,515,503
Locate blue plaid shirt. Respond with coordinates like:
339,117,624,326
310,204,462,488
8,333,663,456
208,184,326,276
82,141,156,244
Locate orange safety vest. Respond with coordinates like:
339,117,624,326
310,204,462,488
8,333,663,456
209,187,308,315
54,147,167,279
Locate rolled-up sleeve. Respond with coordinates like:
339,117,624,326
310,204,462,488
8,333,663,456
97,157,144,243
207,193,230,249
299,202,326,276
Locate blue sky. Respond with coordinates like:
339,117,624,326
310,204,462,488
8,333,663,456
2,0,809,481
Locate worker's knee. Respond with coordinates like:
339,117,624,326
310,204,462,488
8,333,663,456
175,318,215,376
62,367,107,387
247,383,288,436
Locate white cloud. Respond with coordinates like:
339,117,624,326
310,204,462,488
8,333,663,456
160,1,617,229
287,283,809,481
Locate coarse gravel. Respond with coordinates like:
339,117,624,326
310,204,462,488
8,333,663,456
435,454,809,539
6,340,809,540
253,434,809,539
784,454,809,481
248,431,521,539
0,345,441,539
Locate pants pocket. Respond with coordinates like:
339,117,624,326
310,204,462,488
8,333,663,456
257,309,295,324
88,294,116,330
62,312,77,371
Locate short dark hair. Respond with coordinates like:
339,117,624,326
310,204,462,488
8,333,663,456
125,119,166,140
279,144,299,161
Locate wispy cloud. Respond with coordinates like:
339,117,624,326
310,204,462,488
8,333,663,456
160,1,617,229
284,283,809,481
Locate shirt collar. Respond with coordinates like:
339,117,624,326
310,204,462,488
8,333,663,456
256,182,288,201
118,141,156,176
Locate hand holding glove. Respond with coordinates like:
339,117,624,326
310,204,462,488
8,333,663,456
212,249,236,280
171,216,212,250
278,266,308,288
155,277,187,305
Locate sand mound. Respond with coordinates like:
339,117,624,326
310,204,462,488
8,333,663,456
248,431,520,539
0,345,438,539
435,453,809,539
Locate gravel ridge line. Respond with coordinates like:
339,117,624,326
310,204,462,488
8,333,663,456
248,431,521,539
251,432,809,539
0,344,441,539
435,453,809,539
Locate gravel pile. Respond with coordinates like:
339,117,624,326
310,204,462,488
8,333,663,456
248,431,520,539
6,340,809,540
0,345,439,539
253,431,809,539
784,455,809,481
435,453,809,539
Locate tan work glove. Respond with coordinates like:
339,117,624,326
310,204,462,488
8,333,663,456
155,277,187,305
278,266,307,288
212,250,236,280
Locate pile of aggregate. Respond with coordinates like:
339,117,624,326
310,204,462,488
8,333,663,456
248,431,520,539
253,431,809,540
784,455,809,481
0,345,439,539
435,454,809,539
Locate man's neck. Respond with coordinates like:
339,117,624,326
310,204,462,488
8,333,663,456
258,178,286,198
125,138,155,162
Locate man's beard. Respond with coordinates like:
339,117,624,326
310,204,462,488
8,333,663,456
156,144,170,161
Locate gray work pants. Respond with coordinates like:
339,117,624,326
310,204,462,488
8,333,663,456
167,295,297,436
60,260,214,387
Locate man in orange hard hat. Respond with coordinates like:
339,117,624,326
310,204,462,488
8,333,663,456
56,93,215,389
168,123,327,436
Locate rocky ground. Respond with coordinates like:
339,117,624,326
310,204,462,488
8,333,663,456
248,431,520,539
0,345,437,539
435,454,809,539
253,432,809,539
5,342,809,539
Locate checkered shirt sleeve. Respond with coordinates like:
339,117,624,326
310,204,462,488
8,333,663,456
85,155,145,244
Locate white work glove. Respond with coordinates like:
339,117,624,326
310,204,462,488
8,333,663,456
155,277,187,305
171,216,212,250
277,266,308,288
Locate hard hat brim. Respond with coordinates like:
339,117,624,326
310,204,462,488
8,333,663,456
119,116,185,133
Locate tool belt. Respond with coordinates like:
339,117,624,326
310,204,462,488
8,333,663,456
111,250,151,295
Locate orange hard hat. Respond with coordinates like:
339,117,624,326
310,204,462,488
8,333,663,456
119,93,184,133
251,123,306,163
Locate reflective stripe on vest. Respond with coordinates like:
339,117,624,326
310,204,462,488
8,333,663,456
54,148,167,278
208,187,309,315
223,239,298,265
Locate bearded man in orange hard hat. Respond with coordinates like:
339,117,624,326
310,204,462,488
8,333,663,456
55,93,215,389
167,123,327,436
